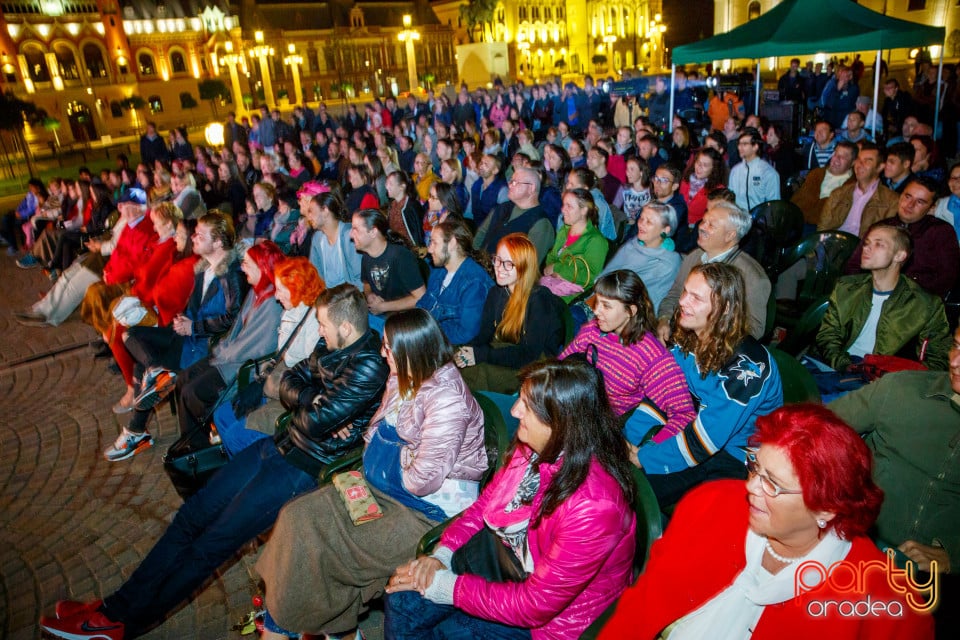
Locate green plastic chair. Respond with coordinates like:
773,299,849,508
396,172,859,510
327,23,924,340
416,392,511,556
767,346,821,404
273,411,364,485
742,200,805,279
775,297,831,358
775,231,859,330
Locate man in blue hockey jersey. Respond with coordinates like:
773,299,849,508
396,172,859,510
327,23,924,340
625,262,783,508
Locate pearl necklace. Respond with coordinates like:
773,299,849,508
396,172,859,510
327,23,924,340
765,538,804,564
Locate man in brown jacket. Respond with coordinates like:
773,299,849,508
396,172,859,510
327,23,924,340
818,142,898,237
791,140,857,226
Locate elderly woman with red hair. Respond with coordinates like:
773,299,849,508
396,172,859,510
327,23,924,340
213,257,326,455
599,404,934,640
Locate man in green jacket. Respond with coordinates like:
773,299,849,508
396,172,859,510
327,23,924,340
816,222,951,371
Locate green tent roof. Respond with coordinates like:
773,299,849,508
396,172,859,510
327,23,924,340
672,0,945,66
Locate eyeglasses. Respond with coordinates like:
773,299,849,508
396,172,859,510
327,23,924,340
745,450,803,498
509,179,534,187
492,256,516,270
652,176,673,184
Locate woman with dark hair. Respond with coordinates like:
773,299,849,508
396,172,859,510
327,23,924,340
217,160,247,220
613,156,653,226
625,263,782,508
677,148,725,252
384,357,638,639
668,124,694,168
363,153,389,206
49,181,114,272
600,404,933,639
910,134,946,187
440,157,469,211
423,181,465,242
764,123,796,196
543,188,608,302
456,233,564,394
386,170,425,246
213,256,326,456
344,163,381,213
253,308,487,640
542,143,571,191
561,269,695,428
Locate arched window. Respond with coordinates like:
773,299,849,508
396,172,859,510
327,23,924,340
170,50,186,74
148,95,163,113
54,43,79,80
748,1,761,20
138,52,156,75
83,43,107,79
22,44,50,82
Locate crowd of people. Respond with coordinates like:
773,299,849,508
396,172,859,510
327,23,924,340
3,66,954,639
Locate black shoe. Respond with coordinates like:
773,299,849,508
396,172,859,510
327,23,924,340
106,361,121,375
91,340,112,359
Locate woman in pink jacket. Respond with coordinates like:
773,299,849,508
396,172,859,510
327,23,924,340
384,358,637,639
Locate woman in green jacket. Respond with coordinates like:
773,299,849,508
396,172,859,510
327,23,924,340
544,188,608,302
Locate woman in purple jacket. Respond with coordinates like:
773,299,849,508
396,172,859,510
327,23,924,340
384,358,637,639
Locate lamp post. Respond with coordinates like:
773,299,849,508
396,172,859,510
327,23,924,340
647,13,667,72
219,40,245,116
397,14,420,93
603,29,617,73
284,43,303,105
249,30,275,107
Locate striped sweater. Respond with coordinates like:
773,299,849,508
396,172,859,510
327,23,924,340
560,321,695,442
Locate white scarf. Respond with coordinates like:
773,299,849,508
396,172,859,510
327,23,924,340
666,530,851,640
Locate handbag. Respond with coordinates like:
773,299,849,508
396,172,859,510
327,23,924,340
112,295,149,327
539,253,591,297
162,431,230,500
451,527,527,583
231,311,311,417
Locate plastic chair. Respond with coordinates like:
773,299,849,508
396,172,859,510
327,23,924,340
740,200,805,279
775,297,831,358
775,230,859,329
416,392,511,556
272,412,364,485
767,346,821,404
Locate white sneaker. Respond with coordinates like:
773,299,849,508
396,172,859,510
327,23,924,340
103,428,153,462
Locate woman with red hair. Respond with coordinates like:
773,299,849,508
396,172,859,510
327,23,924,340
599,404,934,640
167,240,288,450
213,257,326,456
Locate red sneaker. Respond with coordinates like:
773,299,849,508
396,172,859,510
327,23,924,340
40,608,124,640
55,599,103,619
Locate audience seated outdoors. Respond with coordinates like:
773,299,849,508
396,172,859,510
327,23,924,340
253,308,486,639
384,358,637,639
627,263,782,508
456,233,564,394
600,404,934,639
22,69,960,639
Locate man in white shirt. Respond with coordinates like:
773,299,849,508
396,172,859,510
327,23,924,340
728,129,780,213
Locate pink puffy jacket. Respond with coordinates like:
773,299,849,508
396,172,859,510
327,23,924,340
442,444,636,639
366,362,487,495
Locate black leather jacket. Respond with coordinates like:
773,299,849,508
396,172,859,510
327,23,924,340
274,330,389,475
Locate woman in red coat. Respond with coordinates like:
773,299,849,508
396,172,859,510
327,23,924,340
599,404,934,640
108,212,199,413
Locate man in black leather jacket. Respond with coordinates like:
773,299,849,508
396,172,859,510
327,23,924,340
41,284,390,640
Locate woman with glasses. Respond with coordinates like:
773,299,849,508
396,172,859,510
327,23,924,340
543,188,608,302
423,182,465,244
561,270,694,430
456,233,564,394
598,404,934,639
253,308,487,640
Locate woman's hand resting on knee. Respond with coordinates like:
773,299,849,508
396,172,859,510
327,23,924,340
386,556,445,595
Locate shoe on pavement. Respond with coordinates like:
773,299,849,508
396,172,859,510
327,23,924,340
134,370,176,411
103,428,153,462
40,607,124,640
16,254,40,268
55,599,103,619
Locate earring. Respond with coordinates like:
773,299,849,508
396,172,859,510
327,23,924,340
660,231,668,240
816,519,826,529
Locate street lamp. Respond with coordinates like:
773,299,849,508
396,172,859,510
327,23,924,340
249,30,276,107
646,14,667,72
284,43,303,105
397,14,420,93
219,40,245,115
603,30,617,72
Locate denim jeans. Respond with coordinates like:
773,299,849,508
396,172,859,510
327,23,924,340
384,591,531,640
102,438,315,637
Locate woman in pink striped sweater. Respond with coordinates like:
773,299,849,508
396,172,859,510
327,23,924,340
560,269,695,443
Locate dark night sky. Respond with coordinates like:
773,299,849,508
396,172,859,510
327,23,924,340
663,0,715,50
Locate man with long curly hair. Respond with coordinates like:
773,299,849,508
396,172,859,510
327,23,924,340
625,262,783,508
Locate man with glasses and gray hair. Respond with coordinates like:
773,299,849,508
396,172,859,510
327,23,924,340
474,166,555,263
657,200,771,341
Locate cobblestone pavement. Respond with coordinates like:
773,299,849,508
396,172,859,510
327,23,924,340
0,255,383,639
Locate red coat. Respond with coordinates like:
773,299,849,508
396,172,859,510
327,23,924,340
600,480,934,640
103,216,158,286
680,179,721,226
